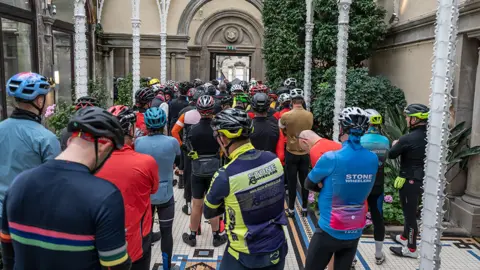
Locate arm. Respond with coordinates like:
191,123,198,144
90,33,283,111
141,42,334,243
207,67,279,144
276,130,285,165
96,191,132,270
204,169,230,219
173,139,181,166
279,114,287,134
41,134,61,162
388,136,408,159
305,151,336,192
171,114,185,145
1,193,14,270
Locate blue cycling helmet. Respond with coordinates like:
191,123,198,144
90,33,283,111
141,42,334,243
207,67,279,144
144,107,167,129
7,72,52,101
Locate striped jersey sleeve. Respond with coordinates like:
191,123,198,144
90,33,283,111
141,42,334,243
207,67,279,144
95,190,130,267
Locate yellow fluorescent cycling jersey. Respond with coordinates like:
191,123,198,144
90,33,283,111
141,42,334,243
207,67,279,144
204,143,287,257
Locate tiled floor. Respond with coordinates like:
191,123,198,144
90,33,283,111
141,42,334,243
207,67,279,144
150,185,480,270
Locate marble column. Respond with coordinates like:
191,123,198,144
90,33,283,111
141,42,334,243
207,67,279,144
74,0,88,98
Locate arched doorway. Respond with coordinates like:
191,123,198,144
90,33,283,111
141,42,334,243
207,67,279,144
188,9,264,81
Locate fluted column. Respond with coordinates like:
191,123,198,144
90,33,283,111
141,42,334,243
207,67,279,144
304,0,314,111
419,0,459,269
332,0,352,142
157,0,171,84
74,0,88,98
132,0,141,100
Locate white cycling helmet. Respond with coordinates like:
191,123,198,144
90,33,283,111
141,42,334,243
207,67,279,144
278,93,292,104
231,84,244,94
364,109,383,125
289,88,304,99
284,78,297,87
339,107,369,135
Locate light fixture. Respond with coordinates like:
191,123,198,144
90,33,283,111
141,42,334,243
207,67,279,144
54,71,60,85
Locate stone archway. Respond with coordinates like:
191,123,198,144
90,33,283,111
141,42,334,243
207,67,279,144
189,9,264,81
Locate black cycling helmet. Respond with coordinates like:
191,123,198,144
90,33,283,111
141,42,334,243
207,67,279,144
404,103,430,120
206,84,217,96
178,81,190,95
221,96,234,107
240,81,249,92
211,79,219,87
164,86,174,97
194,78,204,88
68,106,124,149
75,96,98,110
108,105,137,136
135,87,155,105
211,108,253,139
251,93,271,113
193,89,206,102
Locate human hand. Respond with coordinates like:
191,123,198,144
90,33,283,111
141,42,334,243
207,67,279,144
317,182,323,189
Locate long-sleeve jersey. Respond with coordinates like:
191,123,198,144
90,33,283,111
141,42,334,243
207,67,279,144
171,109,201,146
1,160,131,270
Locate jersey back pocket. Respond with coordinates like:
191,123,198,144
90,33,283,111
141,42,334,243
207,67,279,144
330,204,366,231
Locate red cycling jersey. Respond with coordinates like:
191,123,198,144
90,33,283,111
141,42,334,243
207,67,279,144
96,144,159,262
135,112,149,137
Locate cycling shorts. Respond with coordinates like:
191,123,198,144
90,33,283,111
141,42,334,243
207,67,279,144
191,174,212,199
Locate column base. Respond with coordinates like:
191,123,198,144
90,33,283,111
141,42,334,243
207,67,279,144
450,196,480,236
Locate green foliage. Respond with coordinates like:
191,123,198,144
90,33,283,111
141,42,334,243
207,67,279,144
115,74,134,107
263,0,306,89
88,78,109,108
46,102,75,138
311,67,406,138
313,0,387,67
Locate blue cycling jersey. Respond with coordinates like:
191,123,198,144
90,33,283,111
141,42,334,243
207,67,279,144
308,138,378,240
135,134,180,204
361,128,390,188
0,118,60,219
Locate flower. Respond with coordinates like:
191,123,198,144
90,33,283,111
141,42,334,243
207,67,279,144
366,219,373,226
366,212,371,219
44,104,56,118
384,195,393,203
308,192,316,204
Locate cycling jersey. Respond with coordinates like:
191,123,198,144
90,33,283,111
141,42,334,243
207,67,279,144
96,145,159,262
308,138,379,240
250,116,280,154
361,127,390,189
171,109,201,146
135,111,148,137
1,160,130,270
186,118,219,155
168,96,189,132
135,135,180,205
0,112,61,220
388,125,427,182
278,108,290,117
279,108,313,155
204,143,287,259
309,138,342,167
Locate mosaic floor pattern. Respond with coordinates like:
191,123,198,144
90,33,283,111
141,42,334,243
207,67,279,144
149,186,480,270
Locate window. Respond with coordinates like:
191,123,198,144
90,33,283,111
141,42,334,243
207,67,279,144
53,0,75,23
0,0,31,10
235,66,244,81
2,18,33,117
53,30,73,103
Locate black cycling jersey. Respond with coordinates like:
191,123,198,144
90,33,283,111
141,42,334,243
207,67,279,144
388,125,427,182
186,118,219,156
168,96,189,131
250,116,279,153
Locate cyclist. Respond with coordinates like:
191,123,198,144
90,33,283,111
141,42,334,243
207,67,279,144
60,96,98,150
204,108,288,269
169,81,190,135
280,88,313,218
171,90,203,216
388,104,429,259
283,78,297,89
268,89,278,109
134,87,156,137
249,93,280,153
220,96,233,111
96,105,159,270
214,83,229,114
304,107,378,270
164,86,175,104
239,80,249,92
233,93,250,111
135,107,181,270
0,72,60,229
182,95,227,247
193,78,204,88
1,107,130,270
298,130,341,167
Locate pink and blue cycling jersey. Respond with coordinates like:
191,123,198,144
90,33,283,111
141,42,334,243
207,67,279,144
308,137,378,240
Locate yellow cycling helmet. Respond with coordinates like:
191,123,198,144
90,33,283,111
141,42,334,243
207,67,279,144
364,109,383,125
211,108,253,139
404,103,429,120
148,78,160,87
